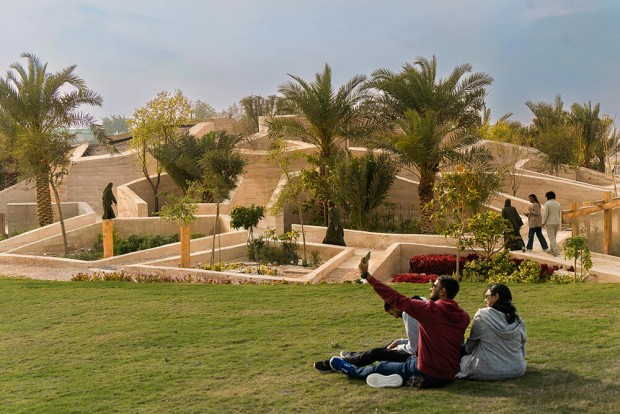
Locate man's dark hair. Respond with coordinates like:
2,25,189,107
545,191,556,200
437,275,460,299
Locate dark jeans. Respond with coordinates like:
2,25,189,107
345,346,411,367
527,227,548,250
350,355,452,389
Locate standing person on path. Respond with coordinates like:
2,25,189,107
502,199,526,252
329,259,470,389
542,191,562,256
102,182,117,220
524,194,548,252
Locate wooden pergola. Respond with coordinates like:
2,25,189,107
563,191,620,255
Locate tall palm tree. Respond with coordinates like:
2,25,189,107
267,64,376,222
0,53,105,226
368,56,493,233
394,110,490,233
368,56,493,128
568,101,605,171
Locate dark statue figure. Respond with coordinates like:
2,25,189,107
102,182,117,220
323,200,345,246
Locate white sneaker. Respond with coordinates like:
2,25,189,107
366,373,403,388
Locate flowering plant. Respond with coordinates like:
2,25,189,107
392,273,439,283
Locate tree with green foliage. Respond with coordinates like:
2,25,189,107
368,56,493,233
199,131,246,265
462,211,513,260
101,114,129,135
393,110,492,233
428,164,502,274
267,137,310,263
191,100,218,120
267,64,376,223
562,236,593,282
151,132,214,201
332,150,399,231
158,188,199,268
568,101,606,171
128,90,192,214
240,94,292,133
230,204,265,261
0,52,106,228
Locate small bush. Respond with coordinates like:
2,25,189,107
462,250,562,283
409,253,479,275
64,249,104,261
247,230,300,265
309,250,322,267
392,273,439,283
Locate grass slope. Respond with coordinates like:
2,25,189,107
0,278,618,413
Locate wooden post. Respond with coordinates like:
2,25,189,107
571,201,578,236
0,213,5,237
103,219,114,258
180,224,191,268
582,201,591,239
604,191,612,255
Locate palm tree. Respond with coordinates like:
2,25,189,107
152,132,214,201
368,56,493,128
267,64,376,222
394,110,490,233
333,150,399,230
568,101,605,171
0,52,105,227
368,56,493,233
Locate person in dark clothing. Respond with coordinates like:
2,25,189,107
502,199,525,252
102,182,117,220
322,200,345,246
329,259,470,389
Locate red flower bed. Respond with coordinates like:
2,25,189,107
409,253,479,275
392,273,439,283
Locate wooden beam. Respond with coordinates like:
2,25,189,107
563,198,620,219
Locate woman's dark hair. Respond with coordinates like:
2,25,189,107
489,283,518,324
529,194,540,204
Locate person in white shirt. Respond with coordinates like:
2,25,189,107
313,298,421,372
542,191,562,256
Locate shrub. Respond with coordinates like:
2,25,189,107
65,231,205,261
462,250,562,283
309,250,322,267
409,253,479,275
248,229,300,265
392,273,439,283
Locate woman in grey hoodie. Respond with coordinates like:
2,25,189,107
457,284,526,380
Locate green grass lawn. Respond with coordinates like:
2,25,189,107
0,278,618,413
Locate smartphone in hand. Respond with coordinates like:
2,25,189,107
364,251,371,263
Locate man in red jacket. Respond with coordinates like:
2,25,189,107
329,259,470,388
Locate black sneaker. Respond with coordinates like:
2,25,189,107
314,360,334,373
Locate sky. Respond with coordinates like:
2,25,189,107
2,0,619,124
